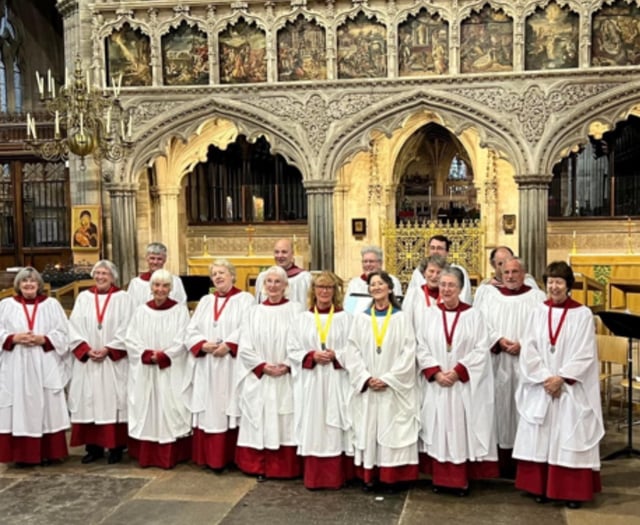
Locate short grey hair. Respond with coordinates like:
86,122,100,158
13,266,46,295
91,260,119,283
418,254,448,274
209,259,237,281
150,269,173,289
361,245,383,262
146,242,168,256
261,265,289,298
440,266,464,289
504,256,527,272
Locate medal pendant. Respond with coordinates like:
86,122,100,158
213,321,218,328
376,346,381,354
550,345,555,354
97,323,102,330
446,344,452,353
321,342,326,351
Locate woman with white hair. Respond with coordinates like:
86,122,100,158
125,269,191,468
184,259,254,471
0,267,70,465
235,265,304,480
68,260,133,464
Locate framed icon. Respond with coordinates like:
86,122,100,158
71,205,100,251
352,218,366,236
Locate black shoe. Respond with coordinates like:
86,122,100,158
257,474,267,483
457,488,469,497
81,450,104,464
535,495,549,504
362,482,376,493
566,501,582,509
107,448,123,464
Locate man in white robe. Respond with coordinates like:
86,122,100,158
127,242,187,306
475,246,539,294
184,261,255,471
0,269,70,465
68,260,133,464
473,257,545,477
254,238,311,305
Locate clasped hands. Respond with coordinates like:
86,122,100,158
313,349,336,365
434,370,459,387
202,340,230,357
543,375,564,398
263,363,289,377
13,331,46,347
367,377,388,391
499,337,521,356
88,347,109,362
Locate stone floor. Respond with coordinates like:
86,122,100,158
0,420,638,525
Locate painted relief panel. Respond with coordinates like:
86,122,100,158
460,7,512,74
278,17,327,81
398,10,448,77
525,2,578,70
219,19,267,84
337,13,387,79
592,1,640,67
161,22,209,85
105,24,152,86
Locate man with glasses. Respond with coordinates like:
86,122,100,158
344,246,403,313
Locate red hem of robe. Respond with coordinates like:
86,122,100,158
128,436,192,469
419,453,499,488
515,460,602,501
235,445,302,479
192,427,238,469
302,454,355,489
0,431,68,464
70,422,128,449
354,463,419,485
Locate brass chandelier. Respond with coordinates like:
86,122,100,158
25,55,133,169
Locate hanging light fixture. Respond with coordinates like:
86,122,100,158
24,55,133,170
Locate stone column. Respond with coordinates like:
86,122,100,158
104,181,138,286
155,186,181,275
514,173,553,281
304,180,336,271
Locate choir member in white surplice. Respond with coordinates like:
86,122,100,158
126,269,191,469
68,260,133,465
0,267,70,465
184,259,254,471
401,254,446,331
254,238,311,305
235,265,304,480
287,271,354,489
415,267,498,495
473,257,545,478
345,271,419,491
127,242,187,306
344,246,403,314
407,235,472,304
513,261,603,510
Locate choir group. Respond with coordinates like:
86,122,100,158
0,238,603,510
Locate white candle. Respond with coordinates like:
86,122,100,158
31,116,37,140
572,230,576,240
35,71,44,96
26,113,31,138
47,69,52,93
106,107,112,133
54,111,60,136
51,78,55,98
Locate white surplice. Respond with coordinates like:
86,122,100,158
415,305,497,464
127,274,187,306
402,285,440,332
345,308,419,469
125,301,191,443
287,309,353,457
513,300,604,469
235,300,304,450
183,289,255,432
473,285,546,448
0,296,70,436
68,288,133,424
